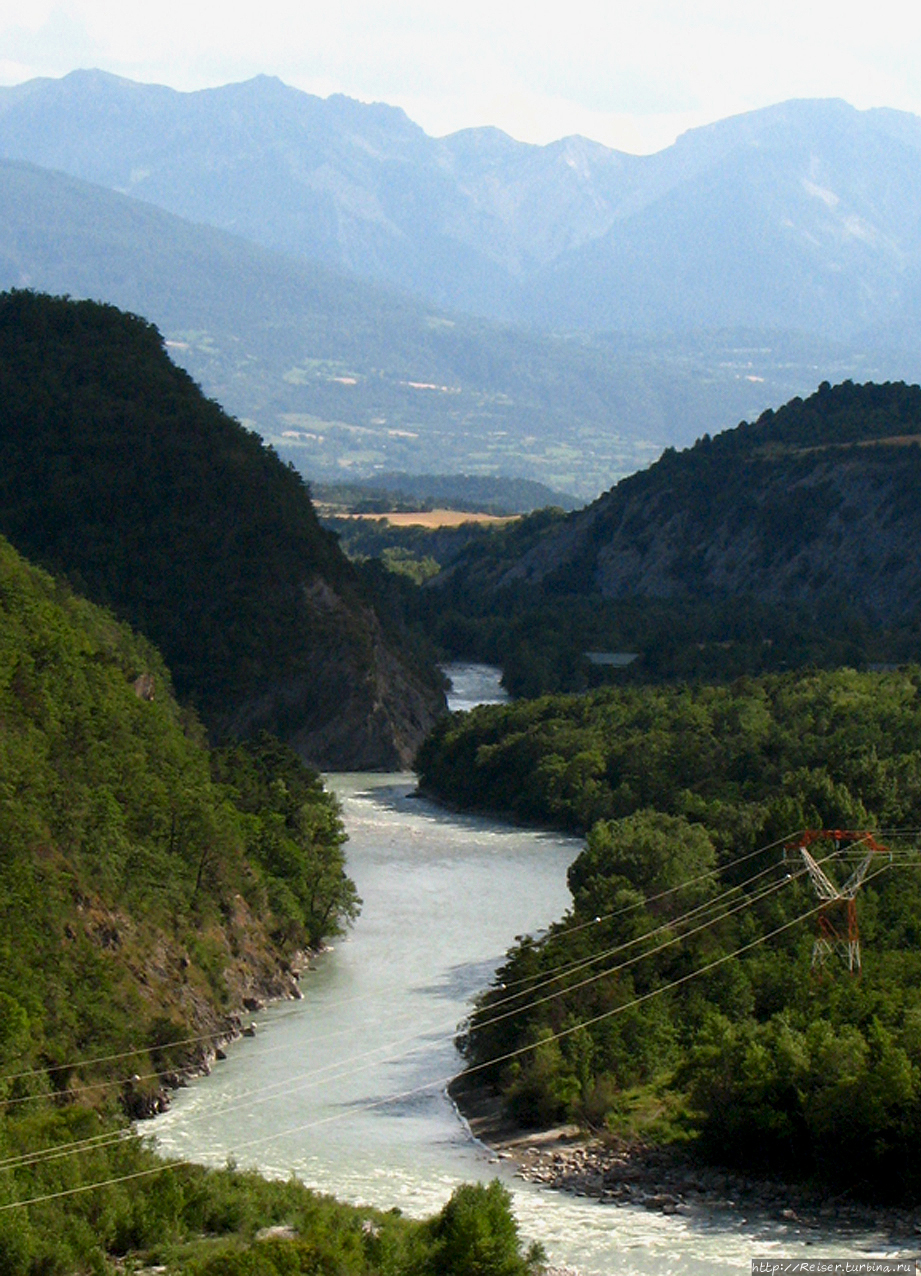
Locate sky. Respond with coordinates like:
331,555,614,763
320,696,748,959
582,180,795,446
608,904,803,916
2,1,921,154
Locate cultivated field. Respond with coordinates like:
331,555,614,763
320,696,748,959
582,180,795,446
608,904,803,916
335,509,520,528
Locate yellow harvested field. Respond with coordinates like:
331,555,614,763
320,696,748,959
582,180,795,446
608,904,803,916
338,509,519,528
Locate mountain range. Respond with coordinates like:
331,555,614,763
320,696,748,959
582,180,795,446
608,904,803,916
3,156,903,497
0,156,660,497
3,71,921,342
3,71,921,495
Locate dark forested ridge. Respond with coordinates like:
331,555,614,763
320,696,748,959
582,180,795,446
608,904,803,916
439,379,921,611
422,381,921,694
0,290,443,767
420,670,921,1198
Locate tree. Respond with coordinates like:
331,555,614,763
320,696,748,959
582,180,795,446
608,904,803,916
425,1181,543,1276
568,809,717,921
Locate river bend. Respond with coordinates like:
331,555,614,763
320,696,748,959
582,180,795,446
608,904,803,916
152,665,903,1273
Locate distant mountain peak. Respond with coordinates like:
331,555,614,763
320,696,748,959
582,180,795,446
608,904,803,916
1,72,921,343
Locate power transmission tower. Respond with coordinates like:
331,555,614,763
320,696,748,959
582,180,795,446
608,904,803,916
785,830,890,973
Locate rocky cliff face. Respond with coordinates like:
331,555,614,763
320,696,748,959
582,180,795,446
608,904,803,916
444,381,921,623
586,448,921,616
220,579,442,770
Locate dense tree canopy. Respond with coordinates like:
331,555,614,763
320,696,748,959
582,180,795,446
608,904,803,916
0,533,545,1275
422,670,921,1197
0,532,356,1094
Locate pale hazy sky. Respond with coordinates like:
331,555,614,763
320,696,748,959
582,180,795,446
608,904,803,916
1,0,920,153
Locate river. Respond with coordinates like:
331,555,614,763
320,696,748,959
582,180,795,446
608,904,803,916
152,664,908,1274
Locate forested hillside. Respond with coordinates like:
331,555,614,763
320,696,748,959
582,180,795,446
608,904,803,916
440,379,921,609
0,504,539,1274
419,670,921,1196
0,290,443,767
424,381,921,694
0,532,356,1104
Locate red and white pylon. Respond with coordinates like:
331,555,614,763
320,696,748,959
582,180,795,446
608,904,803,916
785,830,890,973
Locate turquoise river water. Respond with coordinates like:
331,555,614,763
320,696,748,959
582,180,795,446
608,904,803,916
151,664,911,1274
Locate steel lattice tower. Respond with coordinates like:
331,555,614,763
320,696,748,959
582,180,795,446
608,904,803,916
785,830,890,973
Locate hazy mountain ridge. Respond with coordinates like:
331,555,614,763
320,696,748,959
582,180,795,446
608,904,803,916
0,156,661,494
0,69,629,309
526,99,921,337
4,72,921,341
4,157,905,498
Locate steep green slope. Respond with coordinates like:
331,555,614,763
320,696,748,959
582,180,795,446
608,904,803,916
0,532,357,1097
0,290,443,766
0,533,541,1276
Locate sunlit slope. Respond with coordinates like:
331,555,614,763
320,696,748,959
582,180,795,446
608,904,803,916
0,533,356,1095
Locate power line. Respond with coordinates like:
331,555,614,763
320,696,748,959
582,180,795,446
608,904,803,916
0,1031,230,1085
0,862,814,1178
522,827,802,950
0,828,805,1091
464,868,807,1041
0,838,900,1178
481,855,790,1011
0,836,850,1174
0,895,827,1214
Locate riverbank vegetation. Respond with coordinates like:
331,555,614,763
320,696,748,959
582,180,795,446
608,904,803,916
0,533,358,1094
415,585,899,698
0,1124,542,1275
0,532,544,1273
418,669,921,1199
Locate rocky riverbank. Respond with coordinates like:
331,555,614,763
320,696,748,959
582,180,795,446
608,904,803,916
455,1083,921,1244
125,948,320,1120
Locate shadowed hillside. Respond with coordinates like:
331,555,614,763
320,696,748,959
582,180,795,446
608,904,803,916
418,381,921,694
0,290,443,766
440,380,921,616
